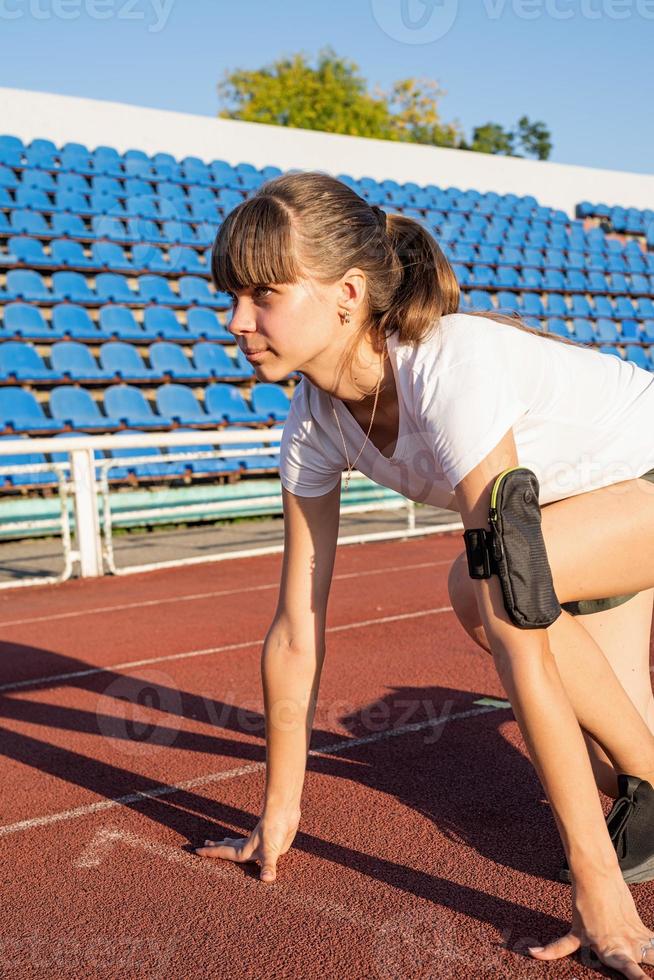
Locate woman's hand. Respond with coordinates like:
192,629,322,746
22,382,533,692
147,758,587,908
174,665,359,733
528,872,654,977
194,809,301,884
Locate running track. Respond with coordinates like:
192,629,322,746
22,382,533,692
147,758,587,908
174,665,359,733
1,530,652,978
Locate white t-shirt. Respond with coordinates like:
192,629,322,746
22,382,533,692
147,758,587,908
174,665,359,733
279,312,654,510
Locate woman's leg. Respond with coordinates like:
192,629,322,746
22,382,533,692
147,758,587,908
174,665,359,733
448,557,654,797
574,588,654,798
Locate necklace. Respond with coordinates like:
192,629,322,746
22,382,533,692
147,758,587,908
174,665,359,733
330,350,387,490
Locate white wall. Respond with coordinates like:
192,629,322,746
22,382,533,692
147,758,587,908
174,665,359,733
1,86,652,217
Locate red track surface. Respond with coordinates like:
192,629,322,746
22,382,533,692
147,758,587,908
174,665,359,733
1,530,652,978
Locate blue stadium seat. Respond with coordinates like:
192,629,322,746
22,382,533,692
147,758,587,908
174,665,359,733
636,298,654,319
471,265,494,287
0,387,61,432
564,270,587,292
594,319,619,343
131,244,170,273
572,319,594,343
594,296,615,319
50,341,114,382
192,342,247,379
51,239,95,269
466,290,493,312
9,209,49,236
621,320,641,341
615,297,637,319
570,295,593,318
5,269,50,302
91,241,132,271
203,384,269,425
0,434,54,487
0,342,59,381
49,385,122,430
168,246,205,274
155,384,218,425
522,294,545,318
52,212,87,237
520,268,543,289
149,342,206,380
165,427,240,477
587,271,608,293
137,274,183,306
95,273,135,304
103,384,173,428
7,236,53,267
497,291,521,313
99,342,159,381
624,345,650,370
220,437,278,471
546,318,571,338
2,303,52,338
251,384,291,422
186,308,231,341
142,307,189,341
92,216,129,241
108,429,187,480
546,294,569,318
543,269,565,291
52,271,96,304
53,304,105,340
0,164,19,188
178,275,225,308
99,305,149,341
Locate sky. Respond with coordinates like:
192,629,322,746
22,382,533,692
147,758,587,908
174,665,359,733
0,0,652,175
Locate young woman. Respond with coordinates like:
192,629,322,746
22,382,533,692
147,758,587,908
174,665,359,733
195,171,654,977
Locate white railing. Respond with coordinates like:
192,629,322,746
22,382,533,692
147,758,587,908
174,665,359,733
0,429,462,585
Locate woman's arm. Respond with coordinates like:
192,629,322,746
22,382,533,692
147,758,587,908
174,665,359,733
260,622,326,819
261,481,342,818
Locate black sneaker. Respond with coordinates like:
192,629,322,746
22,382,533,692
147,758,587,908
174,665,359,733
559,774,654,884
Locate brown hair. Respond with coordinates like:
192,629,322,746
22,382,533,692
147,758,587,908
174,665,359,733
211,170,587,397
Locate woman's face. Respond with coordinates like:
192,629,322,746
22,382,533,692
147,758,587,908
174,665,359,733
226,275,346,383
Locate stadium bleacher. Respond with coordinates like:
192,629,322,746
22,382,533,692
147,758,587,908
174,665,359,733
0,132,653,495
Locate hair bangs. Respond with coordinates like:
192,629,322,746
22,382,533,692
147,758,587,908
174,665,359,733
210,195,302,295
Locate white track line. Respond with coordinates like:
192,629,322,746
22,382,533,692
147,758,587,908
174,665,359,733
0,605,454,695
0,559,453,629
0,701,510,839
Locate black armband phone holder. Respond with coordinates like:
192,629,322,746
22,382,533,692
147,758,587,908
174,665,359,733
463,466,562,630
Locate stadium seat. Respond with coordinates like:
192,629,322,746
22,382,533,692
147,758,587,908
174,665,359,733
5,269,50,302
95,273,135,304
0,341,59,381
178,276,225,308
0,434,54,488
52,304,105,340
624,345,650,370
192,342,248,379
103,384,173,428
98,342,159,381
91,241,133,271
50,239,95,269
155,384,219,425
186,308,231,341
165,427,240,477
142,307,190,341
9,210,49,236
108,429,187,480
149,342,207,380
572,319,594,343
52,271,96,304
219,437,279,470
50,341,114,382
251,383,291,422
2,303,52,338
49,385,123,430
7,236,53,267
203,384,270,425
0,387,61,432
137,274,183,306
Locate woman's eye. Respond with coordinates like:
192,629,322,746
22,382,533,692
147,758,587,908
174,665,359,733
254,286,271,299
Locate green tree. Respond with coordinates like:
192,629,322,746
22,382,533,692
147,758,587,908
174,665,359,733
512,115,552,160
217,46,393,140
386,77,464,147
467,122,515,156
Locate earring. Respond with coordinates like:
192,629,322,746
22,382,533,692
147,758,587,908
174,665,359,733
341,309,351,325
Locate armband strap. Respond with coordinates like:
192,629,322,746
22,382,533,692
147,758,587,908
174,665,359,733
462,466,562,630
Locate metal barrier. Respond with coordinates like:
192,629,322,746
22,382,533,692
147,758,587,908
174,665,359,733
0,429,462,584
